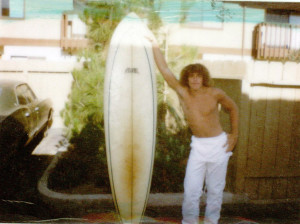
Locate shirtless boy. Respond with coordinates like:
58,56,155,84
148,37,239,224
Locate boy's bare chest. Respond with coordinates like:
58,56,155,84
181,94,218,115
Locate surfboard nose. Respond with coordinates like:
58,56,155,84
126,12,139,20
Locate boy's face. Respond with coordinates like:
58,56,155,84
188,73,203,90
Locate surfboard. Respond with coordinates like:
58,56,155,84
104,13,157,224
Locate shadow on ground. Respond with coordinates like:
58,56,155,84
0,132,54,222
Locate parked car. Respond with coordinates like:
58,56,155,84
0,80,53,151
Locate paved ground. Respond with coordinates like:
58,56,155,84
35,129,300,224
32,128,67,156
0,128,299,223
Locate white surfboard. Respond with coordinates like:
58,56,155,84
104,13,157,224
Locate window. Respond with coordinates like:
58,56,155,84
290,13,300,25
16,85,28,105
266,9,290,23
16,84,36,105
1,0,25,19
1,0,9,16
23,85,36,103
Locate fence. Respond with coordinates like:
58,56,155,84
255,22,300,61
235,61,300,200
60,14,89,50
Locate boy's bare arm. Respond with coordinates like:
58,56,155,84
215,88,239,152
147,36,184,95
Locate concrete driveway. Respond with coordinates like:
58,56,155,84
32,128,67,156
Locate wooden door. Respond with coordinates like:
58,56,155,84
235,62,300,200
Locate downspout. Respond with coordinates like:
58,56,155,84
23,0,26,18
242,3,245,58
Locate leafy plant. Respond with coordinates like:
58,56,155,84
48,118,110,192
210,0,233,22
179,0,197,24
61,1,163,138
61,52,105,139
151,102,191,193
52,1,209,193
288,49,300,62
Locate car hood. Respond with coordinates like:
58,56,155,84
0,107,19,122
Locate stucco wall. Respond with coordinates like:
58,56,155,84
0,19,61,39
165,22,257,53
0,59,82,128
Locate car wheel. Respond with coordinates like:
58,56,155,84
0,117,26,153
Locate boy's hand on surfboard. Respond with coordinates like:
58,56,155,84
225,133,238,152
144,31,158,47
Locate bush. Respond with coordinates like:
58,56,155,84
48,117,110,193
49,102,191,193
151,103,191,193
50,2,196,193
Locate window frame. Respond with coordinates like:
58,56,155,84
1,0,26,20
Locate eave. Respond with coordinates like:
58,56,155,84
222,0,300,12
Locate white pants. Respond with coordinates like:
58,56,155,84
182,132,232,224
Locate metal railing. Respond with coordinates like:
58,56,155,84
255,22,300,61
60,14,90,51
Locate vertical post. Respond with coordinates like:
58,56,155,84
283,24,288,60
257,24,262,59
277,24,282,59
61,14,68,49
60,14,64,48
23,0,26,19
235,79,251,193
270,24,274,59
264,23,268,59
289,24,293,60
241,3,245,58
64,14,68,39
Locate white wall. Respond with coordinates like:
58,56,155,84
2,46,66,60
165,22,256,51
0,59,83,128
0,18,61,39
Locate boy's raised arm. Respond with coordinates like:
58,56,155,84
147,36,182,93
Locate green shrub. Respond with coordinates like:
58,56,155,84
49,103,191,193
48,117,110,192
151,103,191,193
50,1,200,193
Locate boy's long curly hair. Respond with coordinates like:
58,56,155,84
179,63,212,88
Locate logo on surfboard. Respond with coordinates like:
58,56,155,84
125,67,139,74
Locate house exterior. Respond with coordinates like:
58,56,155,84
156,0,300,200
0,0,88,52
0,0,299,201
0,0,89,128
